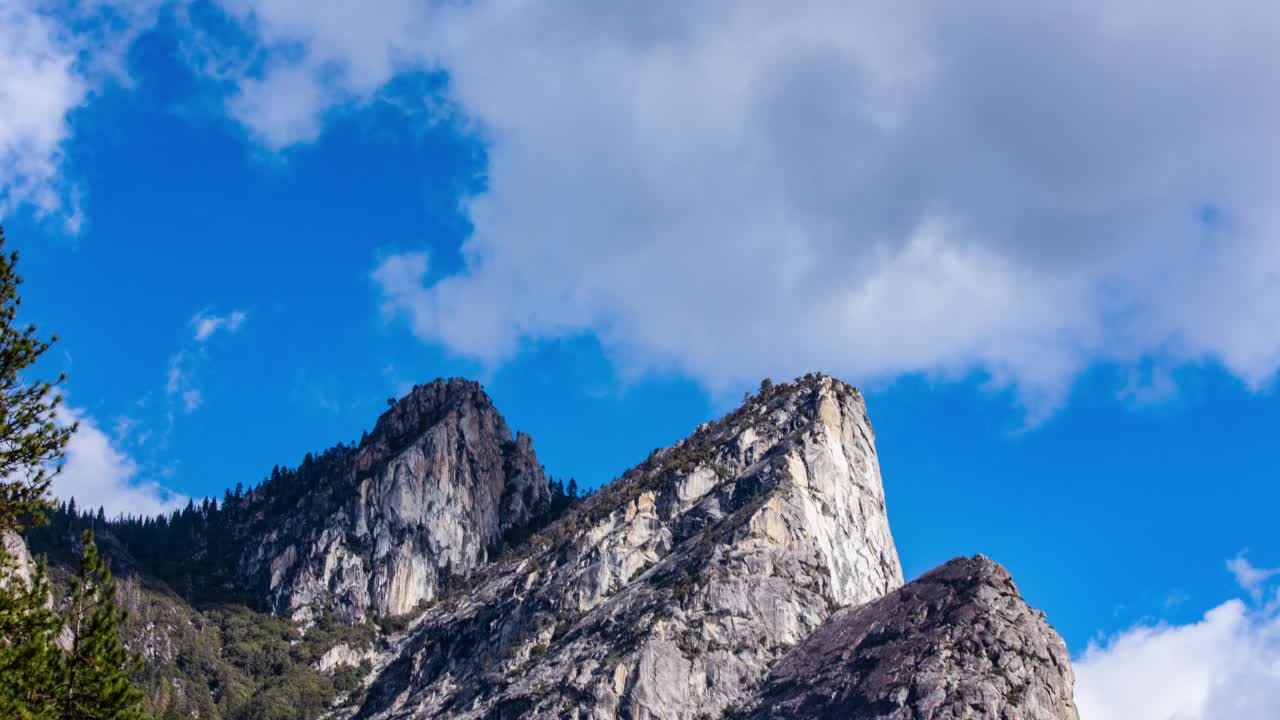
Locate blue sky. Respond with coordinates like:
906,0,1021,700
4,3,1280,717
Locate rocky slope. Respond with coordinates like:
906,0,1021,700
238,378,553,623
348,374,904,719
737,555,1079,719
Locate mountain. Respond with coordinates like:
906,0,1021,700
238,377,553,622
22,373,1078,719
354,373,903,719
736,555,1078,719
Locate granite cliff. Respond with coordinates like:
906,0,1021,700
22,373,1079,719
352,373,903,719
235,378,552,623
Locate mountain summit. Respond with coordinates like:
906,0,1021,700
358,373,904,718
241,377,553,622
23,373,1077,719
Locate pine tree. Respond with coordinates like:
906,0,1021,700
0,227,76,718
0,229,149,719
0,558,62,718
0,229,75,537
52,531,147,720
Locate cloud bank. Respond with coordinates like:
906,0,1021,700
193,1,1280,412
1075,571,1280,720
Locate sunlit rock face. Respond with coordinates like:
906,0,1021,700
2,530,34,587
737,555,1079,720
239,378,551,623
352,374,905,719
17,372,1082,719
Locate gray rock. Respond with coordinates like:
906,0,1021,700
30,371,1082,720
239,378,552,623
736,555,1079,720
351,373,904,719
1,530,34,587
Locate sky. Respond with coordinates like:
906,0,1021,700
3,2,1280,717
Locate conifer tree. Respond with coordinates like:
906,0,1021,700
0,229,149,719
0,557,62,718
53,531,146,720
0,227,76,717
0,229,75,537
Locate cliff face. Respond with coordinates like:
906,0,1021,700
237,378,552,623
738,555,1079,720
24,373,1081,720
352,374,904,719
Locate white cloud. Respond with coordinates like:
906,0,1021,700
164,309,246,416
0,0,160,230
1075,600,1280,720
191,309,247,342
0,1,89,226
198,0,1280,413
1227,552,1280,604
165,350,199,415
51,406,187,519
211,0,434,149
1075,557,1280,720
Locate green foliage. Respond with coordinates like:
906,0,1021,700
0,533,150,720
0,228,74,537
0,557,62,718
0,229,149,719
102,587,380,720
57,531,148,719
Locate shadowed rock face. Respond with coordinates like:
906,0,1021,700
239,378,552,623
736,555,1079,720
352,374,904,720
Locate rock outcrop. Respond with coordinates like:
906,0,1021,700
2,530,34,587
352,373,903,719
737,555,1079,720
238,378,552,623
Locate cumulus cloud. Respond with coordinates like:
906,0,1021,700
197,1,1280,412
51,406,186,518
1075,557,1280,720
0,0,160,229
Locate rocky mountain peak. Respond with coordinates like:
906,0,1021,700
739,554,1079,719
362,378,502,457
238,377,552,623
353,372,904,718
23,372,1080,719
